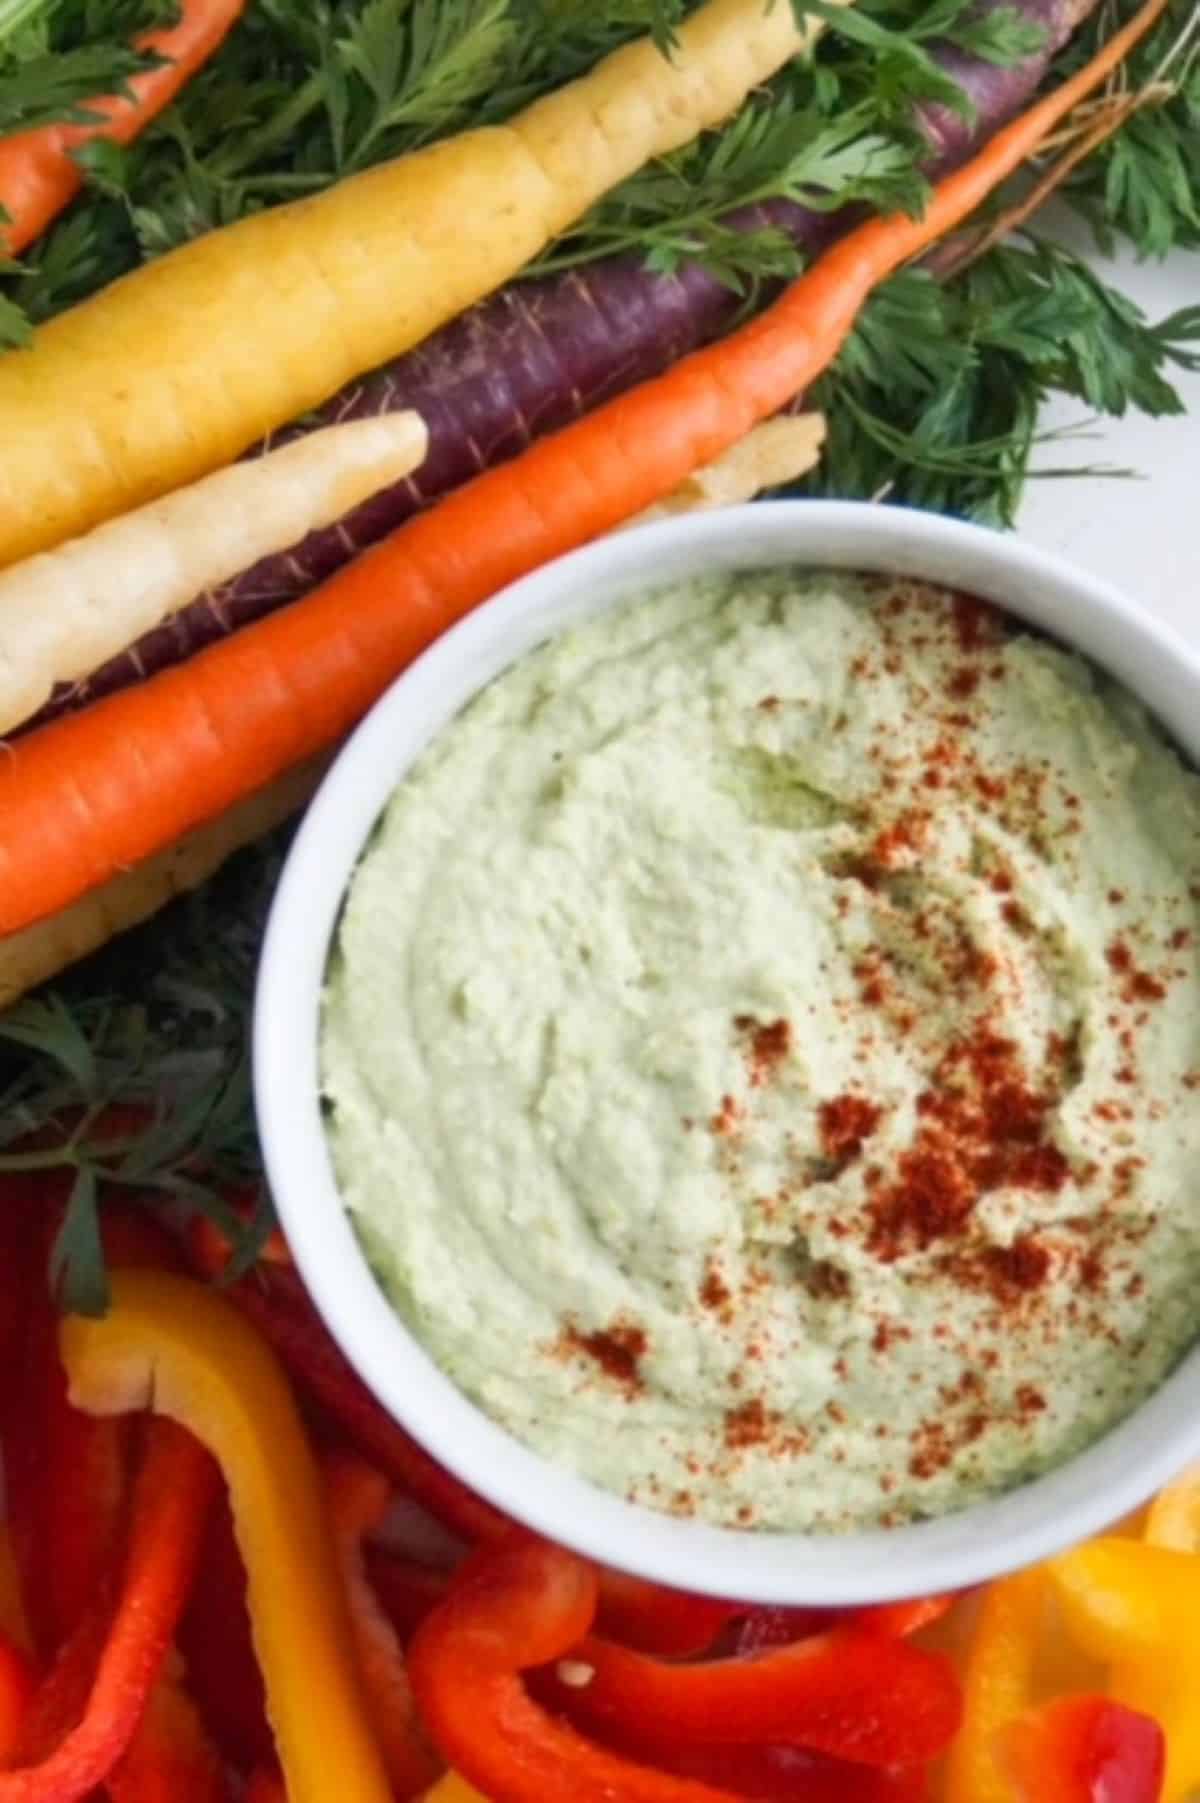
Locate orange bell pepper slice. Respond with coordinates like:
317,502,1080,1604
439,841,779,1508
60,1269,394,1803
998,1692,1165,1803
1049,1538,1197,1803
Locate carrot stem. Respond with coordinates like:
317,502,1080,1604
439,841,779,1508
0,0,1169,938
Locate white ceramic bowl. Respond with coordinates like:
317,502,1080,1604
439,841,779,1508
255,500,1200,1604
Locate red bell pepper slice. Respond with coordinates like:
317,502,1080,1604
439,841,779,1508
363,1549,451,1645
714,1595,952,1659
855,1597,955,1638
185,1255,506,1546
523,1677,929,1803
2,1208,131,1659
244,1774,287,1803
572,1738,927,1802
0,1633,35,1770
3,1200,184,1659
999,1694,1166,1803
0,1420,218,1803
105,1676,232,1803
323,1452,441,1797
536,1622,961,1768
176,1496,274,1773
0,1182,41,1422
208,1253,754,1658
410,1536,767,1802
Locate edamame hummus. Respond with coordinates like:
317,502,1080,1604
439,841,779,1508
322,571,1200,1531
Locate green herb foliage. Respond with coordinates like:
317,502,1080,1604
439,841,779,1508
0,0,176,129
801,241,1200,521
1053,0,1200,255
0,839,282,1311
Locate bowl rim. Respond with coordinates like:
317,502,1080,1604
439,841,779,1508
254,498,1200,1604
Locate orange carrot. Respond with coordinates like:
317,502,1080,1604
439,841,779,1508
0,0,246,257
0,0,1168,938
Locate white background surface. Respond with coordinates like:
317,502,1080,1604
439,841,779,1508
1017,212,1199,641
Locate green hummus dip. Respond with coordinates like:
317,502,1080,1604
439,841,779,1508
322,571,1200,1532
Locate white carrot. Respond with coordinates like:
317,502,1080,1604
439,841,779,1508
0,414,427,736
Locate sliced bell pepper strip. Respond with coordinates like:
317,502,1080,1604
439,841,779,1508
524,1673,930,1803
39,1205,186,1653
0,1183,40,1424
1144,1464,1200,1552
177,1496,274,1773
185,1257,505,1546
0,1531,31,1661
206,1254,751,1656
535,1621,961,1767
364,1549,451,1645
4,1201,180,1658
715,1596,954,1659
856,1597,955,1638
421,1781,486,1803
1050,1539,1198,1803
16,1593,113,1766
245,1775,287,1803
0,1418,216,1803
588,1569,745,1658
409,1536,748,1803
324,1453,441,1797
998,1693,1165,1803
944,1568,1046,1803
60,1268,394,1803
0,1634,35,1771
105,1675,232,1803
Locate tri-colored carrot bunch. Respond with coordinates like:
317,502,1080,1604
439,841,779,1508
0,0,1171,957
0,0,1178,1005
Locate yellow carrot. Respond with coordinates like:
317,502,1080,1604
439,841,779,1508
0,416,427,735
0,757,325,1007
0,0,835,571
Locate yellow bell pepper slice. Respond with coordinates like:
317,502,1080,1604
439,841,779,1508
1050,1537,1200,1803
1145,1463,1200,1552
423,1777,488,1802
943,1568,1046,1803
61,1269,393,1803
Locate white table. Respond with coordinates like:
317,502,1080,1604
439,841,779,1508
1017,210,1200,642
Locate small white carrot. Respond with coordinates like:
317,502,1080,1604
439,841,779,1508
0,414,427,736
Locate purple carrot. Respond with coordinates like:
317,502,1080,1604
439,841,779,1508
27,0,1099,732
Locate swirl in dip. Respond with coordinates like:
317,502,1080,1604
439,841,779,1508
322,570,1200,1532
